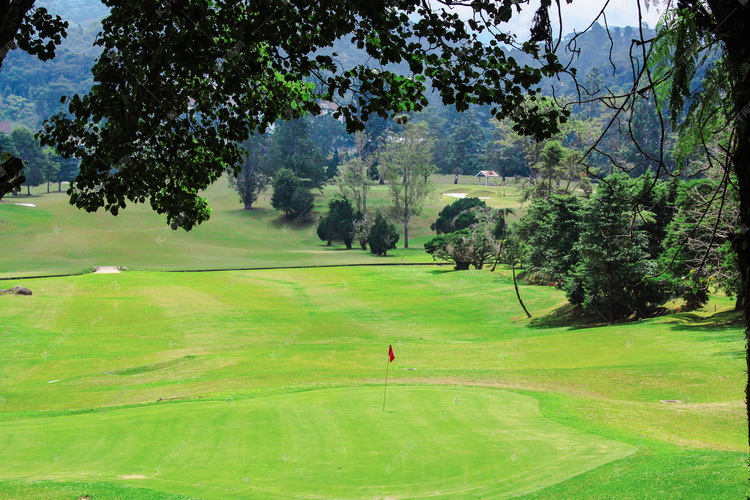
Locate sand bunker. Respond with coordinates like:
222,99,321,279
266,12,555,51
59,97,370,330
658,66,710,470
94,266,121,273
444,193,491,199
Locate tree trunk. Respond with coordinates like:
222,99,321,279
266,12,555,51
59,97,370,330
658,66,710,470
47,181,50,193
706,0,750,454
512,257,532,318
26,185,30,195
608,274,614,325
244,202,252,209
403,221,409,249
58,181,62,191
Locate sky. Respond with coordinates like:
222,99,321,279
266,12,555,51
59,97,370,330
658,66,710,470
444,0,664,39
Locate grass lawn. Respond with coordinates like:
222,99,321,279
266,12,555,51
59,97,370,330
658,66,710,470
0,175,524,278
0,267,746,499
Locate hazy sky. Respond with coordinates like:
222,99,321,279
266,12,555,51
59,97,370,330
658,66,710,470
445,0,664,39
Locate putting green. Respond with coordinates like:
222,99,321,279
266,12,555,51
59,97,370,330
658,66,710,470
0,386,633,499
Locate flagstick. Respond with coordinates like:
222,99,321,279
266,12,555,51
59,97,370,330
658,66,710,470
382,355,390,411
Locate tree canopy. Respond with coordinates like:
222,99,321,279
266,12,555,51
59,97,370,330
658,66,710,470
24,0,569,229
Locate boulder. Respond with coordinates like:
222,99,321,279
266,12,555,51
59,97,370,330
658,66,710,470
10,285,32,295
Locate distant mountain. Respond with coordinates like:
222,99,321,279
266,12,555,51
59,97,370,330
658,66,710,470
36,0,109,25
0,13,657,132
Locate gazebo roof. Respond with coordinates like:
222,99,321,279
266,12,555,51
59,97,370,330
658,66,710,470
476,170,500,177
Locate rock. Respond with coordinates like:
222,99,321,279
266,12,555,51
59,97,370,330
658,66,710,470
10,285,32,295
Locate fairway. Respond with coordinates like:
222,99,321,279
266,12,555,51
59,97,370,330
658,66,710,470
0,266,746,499
0,386,634,499
0,177,521,278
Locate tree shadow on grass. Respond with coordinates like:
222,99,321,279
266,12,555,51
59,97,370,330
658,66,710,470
268,214,316,229
428,268,456,275
665,310,745,343
526,303,609,331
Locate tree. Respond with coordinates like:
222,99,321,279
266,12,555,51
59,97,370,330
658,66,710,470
317,196,356,249
316,218,334,246
269,118,326,190
270,167,312,219
564,174,663,323
289,186,314,221
325,147,341,181
536,140,568,198
443,110,485,175
379,122,436,248
425,207,505,270
0,3,67,72
52,155,78,192
338,157,370,216
431,197,488,235
661,177,740,310
0,2,67,200
229,135,271,210
484,118,526,182
352,212,372,251
513,195,582,286
368,215,399,256
10,127,49,194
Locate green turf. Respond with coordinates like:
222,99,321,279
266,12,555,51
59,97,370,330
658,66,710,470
0,176,525,277
0,386,634,499
0,267,746,499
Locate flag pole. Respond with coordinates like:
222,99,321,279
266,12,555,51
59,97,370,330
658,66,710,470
382,354,390,411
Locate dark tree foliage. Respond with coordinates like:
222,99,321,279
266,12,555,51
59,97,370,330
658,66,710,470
0,2,68,71
316,217,334,246
317,195,356,249
513,195,582,286
637,175,679,260
426,207,505,270
442,110,485,175
564,174,667,323
269,118,327,189
425,231,472,270
431,197,488,235
289,185,314,221
660,178,740,310
368,215,398,256
270,167,307,218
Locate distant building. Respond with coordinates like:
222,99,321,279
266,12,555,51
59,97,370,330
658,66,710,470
475,170,500,185
0,121,10,135
318,100,345,123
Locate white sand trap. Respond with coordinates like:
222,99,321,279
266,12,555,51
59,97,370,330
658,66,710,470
443,193,491,200
14,203,36,207
47,380,60,384
118,475,146,479
94,266,121,273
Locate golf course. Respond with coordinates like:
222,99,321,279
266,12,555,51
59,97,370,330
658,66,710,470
0,179,746,499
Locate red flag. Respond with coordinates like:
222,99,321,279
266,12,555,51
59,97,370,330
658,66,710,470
389,345,395,363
